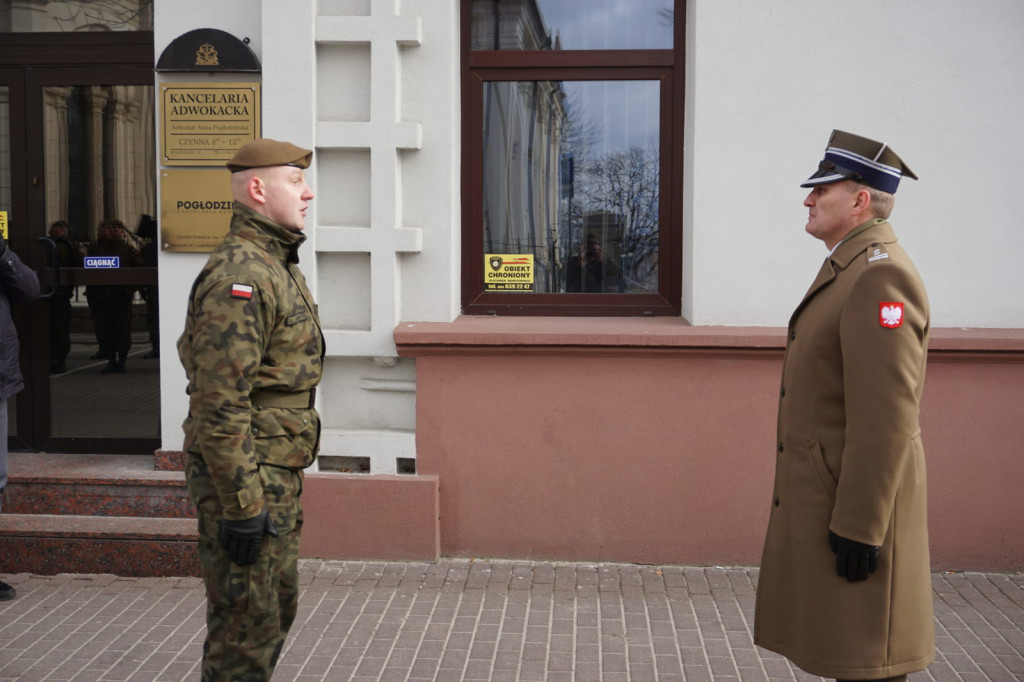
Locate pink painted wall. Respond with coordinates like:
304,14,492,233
413,352,777,565
919,358,1024,570
398,319,1024,572
300,473,440,562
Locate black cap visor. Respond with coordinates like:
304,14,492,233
800,161,863,188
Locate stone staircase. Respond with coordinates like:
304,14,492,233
0,452,200,577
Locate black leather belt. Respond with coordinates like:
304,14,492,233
251,388,316,409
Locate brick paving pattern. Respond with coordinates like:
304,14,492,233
1,560,1021,681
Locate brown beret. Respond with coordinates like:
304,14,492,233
226,138,313,172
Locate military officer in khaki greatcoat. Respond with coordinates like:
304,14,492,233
178,138,324,681
754,130,934,682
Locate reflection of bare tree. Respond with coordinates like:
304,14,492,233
557,88,659,292
560,90,600,165
553,89,599,278
657,7,674,28
557,88,660,293
577,145,659,291
50,0,153,31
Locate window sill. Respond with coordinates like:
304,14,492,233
394,317,1024,357
395,317,784,356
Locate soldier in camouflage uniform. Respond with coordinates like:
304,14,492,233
178,139,323,682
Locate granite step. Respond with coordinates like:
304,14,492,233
3,452,194,518
1,453,199,577
0,514,199,576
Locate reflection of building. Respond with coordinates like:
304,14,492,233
477,0,567,292
44,85,155,242
470,0,555,51
5,1,155,242
482,80,565,292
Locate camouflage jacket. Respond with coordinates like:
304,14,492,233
178,202,324,520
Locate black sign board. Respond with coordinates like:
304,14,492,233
156,28,260,73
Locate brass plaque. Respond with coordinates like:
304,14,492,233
160,169,233,252
161,82,260,166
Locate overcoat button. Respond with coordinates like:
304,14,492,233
789,330,796,341
780,386,786,397
778,443,784,453
774,497,780,507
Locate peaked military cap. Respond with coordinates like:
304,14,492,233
226,138,313,173
801,129,917,193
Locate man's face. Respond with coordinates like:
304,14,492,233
260,166,315,232
803,181,857,249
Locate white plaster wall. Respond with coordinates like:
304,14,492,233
686,0,1024,327
400,0,462,322
263,0,457,473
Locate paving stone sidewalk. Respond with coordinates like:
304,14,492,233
1,561,1022,681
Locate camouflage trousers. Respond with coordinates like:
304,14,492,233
187,455,304,682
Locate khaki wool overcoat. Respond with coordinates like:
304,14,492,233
754,219,935,680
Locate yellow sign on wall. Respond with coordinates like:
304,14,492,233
160,169,233,252
485,254,535,291
0,211,7,241
161,82,260,166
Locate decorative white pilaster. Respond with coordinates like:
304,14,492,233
315,6,424,357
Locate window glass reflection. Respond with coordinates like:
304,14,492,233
471,0,673,51
482,80,660,294
1,0,153,32
42,84,159,439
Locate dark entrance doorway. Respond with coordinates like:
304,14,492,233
1,31,158,454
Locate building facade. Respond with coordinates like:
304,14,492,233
2,0,1022,571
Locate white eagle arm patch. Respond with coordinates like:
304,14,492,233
879,302,904,328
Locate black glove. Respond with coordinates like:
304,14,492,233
829,531,879,582
217,508,279,566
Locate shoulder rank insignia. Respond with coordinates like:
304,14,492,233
879,301,904,328
230,283,254,300
867,244,889,263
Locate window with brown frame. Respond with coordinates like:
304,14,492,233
461,0,684,316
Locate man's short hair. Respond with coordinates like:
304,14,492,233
863,185,895,219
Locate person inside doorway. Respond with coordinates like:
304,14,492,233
46,220,82,374
86,219,142,373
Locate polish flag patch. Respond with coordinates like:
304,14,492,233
230,283,254,300
879,302,904,328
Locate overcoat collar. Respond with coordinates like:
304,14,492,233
829,218,892,269
790,219,896,325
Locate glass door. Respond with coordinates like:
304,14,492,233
3,59,159,454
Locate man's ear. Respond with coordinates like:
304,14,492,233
852,187,872,218
246,175,268,205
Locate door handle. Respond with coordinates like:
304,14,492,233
34,236,60,299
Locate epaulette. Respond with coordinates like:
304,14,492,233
866,243,889,264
